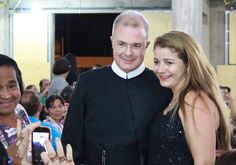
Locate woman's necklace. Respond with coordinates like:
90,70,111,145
169,92,180,107
164,93,179,115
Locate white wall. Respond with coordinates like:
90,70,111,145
1,0,228,68
209,1,227,68
8,0,171,9
202,0,210,60
0,2,10,55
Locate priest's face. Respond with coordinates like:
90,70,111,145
110,24,150,73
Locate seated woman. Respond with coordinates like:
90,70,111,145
43,95,64,135
48,58,70,96
0,54,30,148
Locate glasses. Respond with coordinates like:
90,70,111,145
115,41,145,51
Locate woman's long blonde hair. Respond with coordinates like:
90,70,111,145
154,30,231,152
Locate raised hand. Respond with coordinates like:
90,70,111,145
41,137,74,165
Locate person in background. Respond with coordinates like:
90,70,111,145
61,10,172,165
92,64,101,69
48,58,70,96
38,79,51,121
0,54,30,149
149,30,231,164
215,149,236,165
60,85,74,104
65,53,79,86
221,86,236,121
26,84,38,94
0,138,8,165
220,86,236,149
60,85,74,125
38,79,50,106
20,90,61,150
44,95,64,135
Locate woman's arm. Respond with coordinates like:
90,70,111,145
180,91,219,165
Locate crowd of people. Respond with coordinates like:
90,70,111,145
1,10,236,165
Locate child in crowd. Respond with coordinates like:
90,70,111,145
44,95,64,135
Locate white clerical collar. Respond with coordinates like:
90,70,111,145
111,61,145,79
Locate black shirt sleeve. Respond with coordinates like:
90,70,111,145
62,75,85,164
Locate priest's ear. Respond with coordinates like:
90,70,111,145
110,36,115,49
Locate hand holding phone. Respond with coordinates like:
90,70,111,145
7,121,41,165
31,126,51,165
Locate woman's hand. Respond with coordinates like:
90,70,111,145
7,119,41,165
41,137,74,165
7,119,74,165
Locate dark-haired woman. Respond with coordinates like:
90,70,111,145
48,58,70,96
65,53,79,85
60,85,74,125
0,54,30,149
44,95,65,135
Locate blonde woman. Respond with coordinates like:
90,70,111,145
149,31,231,165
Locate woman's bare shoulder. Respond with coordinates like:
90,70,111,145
184,90,220,128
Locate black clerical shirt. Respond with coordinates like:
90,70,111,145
61,64,172,165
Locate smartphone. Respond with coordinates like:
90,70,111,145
31,126,51,165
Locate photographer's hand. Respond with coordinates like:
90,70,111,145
41,137,74,165
7,120,40,165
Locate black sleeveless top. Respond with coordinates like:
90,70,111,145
149,106,194,165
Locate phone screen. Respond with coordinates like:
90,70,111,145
32,127,51,165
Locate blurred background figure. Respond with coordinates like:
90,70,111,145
20,90,61,150
220,86,236,121
44,95,65,135
38,79,51,106
65,53,79,85
38,78,51,121
215,149,236,165
92,64,101,69
48,58,70,96
26,84,39,94
60,85,74,103
60,85,74,125
220,86,236,148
